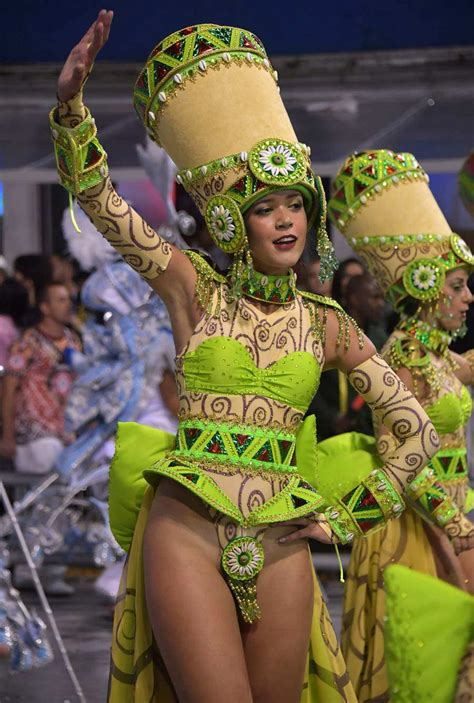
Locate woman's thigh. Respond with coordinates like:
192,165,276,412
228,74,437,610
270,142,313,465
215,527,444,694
242,527,314,703
143,479,253,703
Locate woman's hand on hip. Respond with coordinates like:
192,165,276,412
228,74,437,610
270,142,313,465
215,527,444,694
278,517,334,544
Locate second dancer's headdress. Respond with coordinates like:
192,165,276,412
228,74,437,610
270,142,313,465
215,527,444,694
328,149,474,311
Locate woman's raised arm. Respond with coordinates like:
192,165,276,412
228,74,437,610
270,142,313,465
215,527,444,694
51,11,198,332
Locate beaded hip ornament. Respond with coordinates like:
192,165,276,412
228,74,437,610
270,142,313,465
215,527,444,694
221,536,265,623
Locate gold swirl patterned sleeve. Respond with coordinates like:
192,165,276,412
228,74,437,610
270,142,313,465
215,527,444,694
374,357,474,554
324,353,440,544
49,92,173,282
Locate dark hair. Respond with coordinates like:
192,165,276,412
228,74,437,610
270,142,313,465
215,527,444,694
14,255,53,292
331,257,365,304
36,281,67,307
0,278,29,327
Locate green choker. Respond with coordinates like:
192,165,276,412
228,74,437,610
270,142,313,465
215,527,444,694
399,318,452,355
238,267,296,304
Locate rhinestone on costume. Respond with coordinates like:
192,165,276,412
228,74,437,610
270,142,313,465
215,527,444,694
174,73,183,84
198,59,207,71
223,52,231,62
158,92,166,102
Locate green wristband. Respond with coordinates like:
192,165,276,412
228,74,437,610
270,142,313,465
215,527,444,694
406,466,459,527
325,469,405,544
49,106,108,194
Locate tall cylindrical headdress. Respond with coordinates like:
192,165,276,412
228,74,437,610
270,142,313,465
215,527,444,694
133,24,336,279
328,150,474,310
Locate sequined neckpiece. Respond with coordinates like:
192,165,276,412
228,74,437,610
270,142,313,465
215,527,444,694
399,318,451,356
239,267,296,304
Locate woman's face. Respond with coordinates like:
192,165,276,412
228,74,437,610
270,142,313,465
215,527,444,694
437,268,473,332
245,190,307,275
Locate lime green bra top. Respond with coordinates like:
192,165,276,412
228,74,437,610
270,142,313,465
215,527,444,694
425,385,472,436
182,337,321,413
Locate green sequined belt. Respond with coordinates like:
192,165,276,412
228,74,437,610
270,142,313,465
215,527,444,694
174,418,298,474
429,448,467,482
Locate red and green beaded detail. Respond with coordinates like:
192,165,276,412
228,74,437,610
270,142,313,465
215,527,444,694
429,449,468,482
406,466,459,527
325,469,404,544
328,150,428,230
134,24,274,136
241,268,296,304
176,419,298,474
49,107,108,195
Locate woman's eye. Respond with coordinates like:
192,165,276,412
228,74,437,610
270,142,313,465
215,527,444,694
255,208,272,216
290,202,303,210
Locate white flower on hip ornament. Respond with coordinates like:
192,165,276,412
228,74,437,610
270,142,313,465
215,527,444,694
222,537,264,579
210,204,235,243
258,144,297,177
412,264,437,291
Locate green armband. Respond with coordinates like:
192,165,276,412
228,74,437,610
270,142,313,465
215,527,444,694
49,106,108,194
325,468,405,544
406,466,458,527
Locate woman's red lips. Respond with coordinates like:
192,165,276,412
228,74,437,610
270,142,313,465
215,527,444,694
273,235,297,249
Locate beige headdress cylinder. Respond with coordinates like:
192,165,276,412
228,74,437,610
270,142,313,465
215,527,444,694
328,150,474,309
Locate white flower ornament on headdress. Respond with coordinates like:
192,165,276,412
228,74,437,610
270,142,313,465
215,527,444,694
258,144,298,177
412,264,437,291
210,204,235,243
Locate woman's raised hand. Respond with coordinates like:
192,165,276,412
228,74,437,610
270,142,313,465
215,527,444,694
57,9,114,102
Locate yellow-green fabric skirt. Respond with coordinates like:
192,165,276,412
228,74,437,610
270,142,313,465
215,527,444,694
107,485,357,702
341,508,437,702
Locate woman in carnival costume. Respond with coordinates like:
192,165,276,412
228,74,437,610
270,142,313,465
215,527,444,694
50,12,443,702
328,149,474,702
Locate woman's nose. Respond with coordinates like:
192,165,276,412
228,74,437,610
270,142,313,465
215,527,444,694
276,212,293,229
